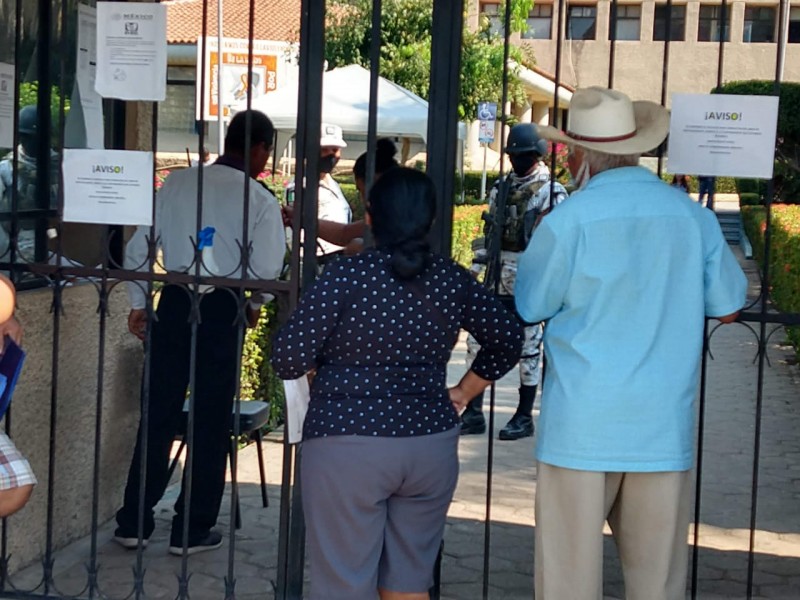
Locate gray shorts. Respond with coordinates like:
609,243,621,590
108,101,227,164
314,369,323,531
301,428,459,599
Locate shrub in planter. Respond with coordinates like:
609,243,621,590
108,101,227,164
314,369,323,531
736,178,769,198
452,205,486,267
741,205,800,356
739,193,762,206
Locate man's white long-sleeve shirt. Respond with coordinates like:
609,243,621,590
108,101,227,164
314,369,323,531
125,163,286,309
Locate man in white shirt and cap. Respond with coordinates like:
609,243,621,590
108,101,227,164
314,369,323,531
315,123,351,256
115,110,286,556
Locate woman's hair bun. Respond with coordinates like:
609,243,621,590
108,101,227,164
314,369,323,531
367,167,436,280
376,138,397,160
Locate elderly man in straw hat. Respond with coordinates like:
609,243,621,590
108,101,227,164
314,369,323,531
515,87,748,599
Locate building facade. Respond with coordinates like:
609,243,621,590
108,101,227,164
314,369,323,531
472,0,800,103
160,0,300,156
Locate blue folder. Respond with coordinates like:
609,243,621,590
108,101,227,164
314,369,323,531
0,338,25,420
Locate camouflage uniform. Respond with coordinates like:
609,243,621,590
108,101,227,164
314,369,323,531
466,161,568,387
0,148,59,262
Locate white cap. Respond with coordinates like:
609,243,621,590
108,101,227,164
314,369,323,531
320,123,347,148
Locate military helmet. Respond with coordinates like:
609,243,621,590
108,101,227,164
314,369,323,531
18,105,38,136
505,123,547,156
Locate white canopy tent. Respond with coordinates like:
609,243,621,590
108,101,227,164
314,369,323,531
233,64,466,164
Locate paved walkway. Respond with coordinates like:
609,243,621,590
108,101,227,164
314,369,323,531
9,235,800,599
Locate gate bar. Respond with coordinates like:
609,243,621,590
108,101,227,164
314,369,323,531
425,0,464,257
608,0,618,88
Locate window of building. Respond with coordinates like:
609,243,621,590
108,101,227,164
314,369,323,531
159,67,199,152
522,4,553,39
653,4,686,41
609,4,641,40
744,6,776,42
698,5,730,42
567,5,597,40
479,2,504,36
791,7,800,43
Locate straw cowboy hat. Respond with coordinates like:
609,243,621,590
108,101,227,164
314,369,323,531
537,87,670,155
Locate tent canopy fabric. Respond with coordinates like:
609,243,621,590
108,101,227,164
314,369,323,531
233,64,466,147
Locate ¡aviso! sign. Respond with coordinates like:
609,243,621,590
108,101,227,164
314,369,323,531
667,93,779,180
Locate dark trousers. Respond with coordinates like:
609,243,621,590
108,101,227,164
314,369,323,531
116,286,241,541
698,177,715,210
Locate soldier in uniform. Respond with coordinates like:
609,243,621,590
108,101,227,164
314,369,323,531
462,123,568,440
0,105,59,263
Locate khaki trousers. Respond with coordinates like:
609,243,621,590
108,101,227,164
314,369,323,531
534,462,692,600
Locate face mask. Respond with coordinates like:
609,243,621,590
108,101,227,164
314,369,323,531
509,154,538,177
319,154,339,174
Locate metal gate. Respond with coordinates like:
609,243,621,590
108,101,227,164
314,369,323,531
0,0,797,598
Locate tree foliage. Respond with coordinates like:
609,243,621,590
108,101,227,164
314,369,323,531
325,0,535,121
714,81,800,204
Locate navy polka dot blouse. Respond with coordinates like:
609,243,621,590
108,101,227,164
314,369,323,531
271,249,523,439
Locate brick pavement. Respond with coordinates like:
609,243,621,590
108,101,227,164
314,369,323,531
8,232,800,599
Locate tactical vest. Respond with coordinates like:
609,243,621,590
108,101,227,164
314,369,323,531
495,178,547,253
0,151,59,212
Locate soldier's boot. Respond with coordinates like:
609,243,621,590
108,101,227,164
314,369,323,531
460,392,486,435
499,385,536,441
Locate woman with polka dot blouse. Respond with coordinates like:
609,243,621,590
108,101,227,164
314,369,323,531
272,167,523,600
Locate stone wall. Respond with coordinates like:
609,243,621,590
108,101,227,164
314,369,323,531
4,283,143,573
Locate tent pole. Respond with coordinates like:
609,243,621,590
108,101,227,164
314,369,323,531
217,0,225,154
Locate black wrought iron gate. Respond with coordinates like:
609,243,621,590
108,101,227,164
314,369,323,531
0,0,797,598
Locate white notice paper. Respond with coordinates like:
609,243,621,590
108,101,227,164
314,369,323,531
77,4,104,148
0,63,15,149
667,94,779,179
95,2,167,101
62,149,153,225
282,376,310,444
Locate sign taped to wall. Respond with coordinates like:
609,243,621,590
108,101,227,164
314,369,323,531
196,37,297,121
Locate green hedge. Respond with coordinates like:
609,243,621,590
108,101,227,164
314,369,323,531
461,171,501,205
714,81,800,204
741,205,800,355
240,302,285,430
339,182,364,219
659,173,737,194
452,205,486,267
739,193,762,206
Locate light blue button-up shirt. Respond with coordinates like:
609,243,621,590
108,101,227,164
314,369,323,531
515,166,747,472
